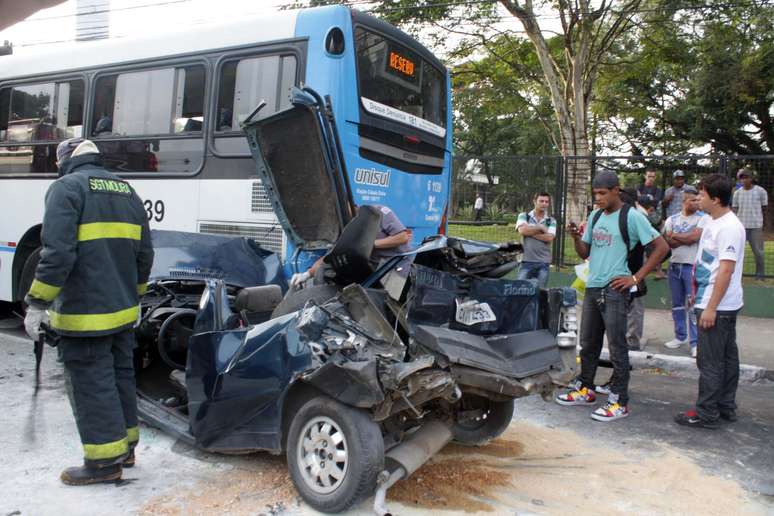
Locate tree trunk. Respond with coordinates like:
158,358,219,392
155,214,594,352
561,132,592,225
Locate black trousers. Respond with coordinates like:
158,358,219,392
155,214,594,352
579,286,631,405
695,309,740,421
61,329,138,466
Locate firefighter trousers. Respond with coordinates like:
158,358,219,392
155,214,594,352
60,329,139,466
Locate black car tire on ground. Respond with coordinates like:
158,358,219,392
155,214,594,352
286,395,384,513
451,395,515,446
271,285,340,318
17,247,42,311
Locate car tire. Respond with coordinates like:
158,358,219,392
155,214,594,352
451,395,515,446
286,395,384,513
271,284,340,318
17,247,42,311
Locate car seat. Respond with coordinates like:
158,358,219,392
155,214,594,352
323,205,382,286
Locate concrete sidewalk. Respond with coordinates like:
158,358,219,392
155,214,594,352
596,308,774,382
641,308,774,370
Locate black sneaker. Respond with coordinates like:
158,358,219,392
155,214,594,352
720,411,738,422
674,410,720,429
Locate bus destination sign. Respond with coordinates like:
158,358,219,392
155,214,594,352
385,44,419,84
389,51,414,78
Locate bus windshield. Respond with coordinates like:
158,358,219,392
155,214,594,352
355,27,447,138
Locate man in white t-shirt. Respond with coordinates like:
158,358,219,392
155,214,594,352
663,185,708,356
474,194,484,221
675,174,745,430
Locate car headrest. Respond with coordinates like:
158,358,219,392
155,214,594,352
323,205,381,285
234,284,283,313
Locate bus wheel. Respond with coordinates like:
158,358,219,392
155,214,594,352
17,247,42,313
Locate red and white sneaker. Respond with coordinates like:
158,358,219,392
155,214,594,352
555,385,597,406
591,401,629,422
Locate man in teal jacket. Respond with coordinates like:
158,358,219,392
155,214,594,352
24,138,154,485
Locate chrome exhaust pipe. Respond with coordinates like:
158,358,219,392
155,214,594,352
373,420,453,516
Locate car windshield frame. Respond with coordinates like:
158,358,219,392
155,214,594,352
354,25,447,138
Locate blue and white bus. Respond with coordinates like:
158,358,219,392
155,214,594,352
0,5,452,303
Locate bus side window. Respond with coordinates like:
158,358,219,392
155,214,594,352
0,88,9,142
58,80,84,138
173,65,205,134
90,65,205,174
216,54,296,133
0,79,84,174
92,75,117,136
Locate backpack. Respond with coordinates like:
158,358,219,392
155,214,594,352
590,204,647,298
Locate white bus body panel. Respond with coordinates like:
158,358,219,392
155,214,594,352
0,12,299,80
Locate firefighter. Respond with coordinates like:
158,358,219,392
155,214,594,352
24,137,154,485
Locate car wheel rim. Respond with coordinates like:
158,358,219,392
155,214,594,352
296,415,349,494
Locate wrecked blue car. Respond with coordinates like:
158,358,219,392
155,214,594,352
134,88,578,514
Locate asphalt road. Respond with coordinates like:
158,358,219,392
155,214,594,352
0,305,772,516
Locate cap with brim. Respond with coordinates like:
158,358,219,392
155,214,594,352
683,185,698,194
737,169,752,179
591,171,619,189
673,170,685,177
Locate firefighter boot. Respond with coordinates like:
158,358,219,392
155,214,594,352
123,448,135,468
60,463,122,486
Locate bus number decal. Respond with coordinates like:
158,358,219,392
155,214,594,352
144,200,165,222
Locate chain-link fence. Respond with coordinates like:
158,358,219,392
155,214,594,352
449,155,774,277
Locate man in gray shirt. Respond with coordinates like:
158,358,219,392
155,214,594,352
516,192,556,288
663,186,707,356
663,169,688,218
732,167,768,278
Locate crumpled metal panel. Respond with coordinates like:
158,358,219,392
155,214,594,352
186,312,312,452
149,229,286,290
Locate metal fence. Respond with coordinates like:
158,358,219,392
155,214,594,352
449,155,774,277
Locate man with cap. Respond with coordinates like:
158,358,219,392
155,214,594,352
663,185,707,357
557,171,668,421
24,137,154,485
732,166,768,279
663,170,687,219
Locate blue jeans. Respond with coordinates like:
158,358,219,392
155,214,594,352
517,261,549,288
668,263,697,346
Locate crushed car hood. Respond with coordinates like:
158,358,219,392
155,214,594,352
149,230,286,289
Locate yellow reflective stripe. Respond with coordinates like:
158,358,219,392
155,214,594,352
28,278,61,302
137,283,148,296
83,436,128,460
77,222,141,242
49,305,139,332
127,426,140,444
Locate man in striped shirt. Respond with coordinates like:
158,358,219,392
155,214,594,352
732,167,768,279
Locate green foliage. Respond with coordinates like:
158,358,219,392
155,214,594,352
594,1,774,155
455,204,475,220
452,35,559,158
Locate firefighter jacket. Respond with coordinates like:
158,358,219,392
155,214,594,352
25,152,154,337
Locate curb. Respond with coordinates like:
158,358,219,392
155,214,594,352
599,349,771,383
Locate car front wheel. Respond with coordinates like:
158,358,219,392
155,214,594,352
286,395,384,513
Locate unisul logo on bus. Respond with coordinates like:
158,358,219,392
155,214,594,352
354,167,391,187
